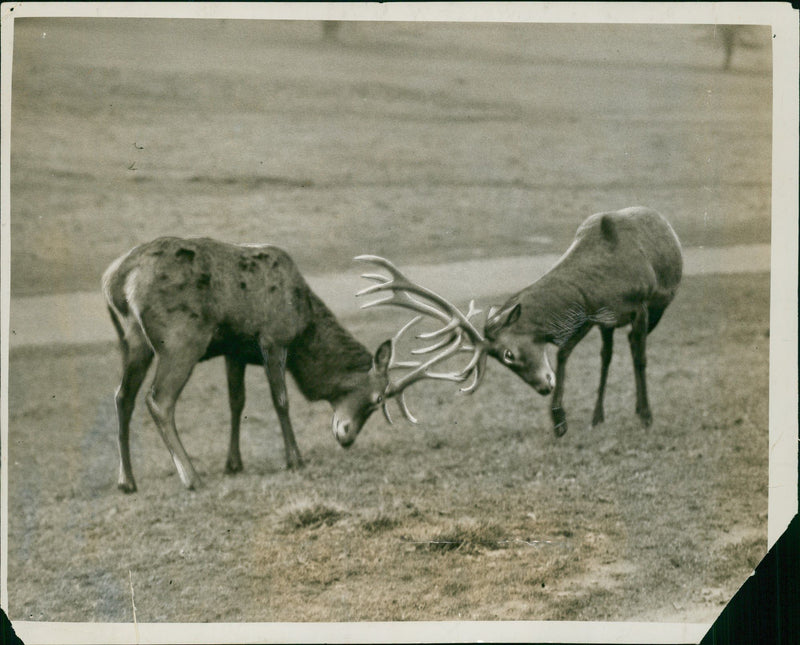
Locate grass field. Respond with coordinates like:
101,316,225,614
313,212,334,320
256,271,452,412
6,17,772,628
10,19,771,296
7,273,769,623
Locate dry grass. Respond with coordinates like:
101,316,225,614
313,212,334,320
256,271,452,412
410,520,507,553
6,273,770,623
280,500,348,531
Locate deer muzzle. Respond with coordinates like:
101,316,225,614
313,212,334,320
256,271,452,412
534,374,555,396
331,415,357,448
518,362,555,396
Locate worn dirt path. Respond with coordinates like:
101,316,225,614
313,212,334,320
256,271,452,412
8,243,770,348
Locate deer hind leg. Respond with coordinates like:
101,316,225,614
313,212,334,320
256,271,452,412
113,321,154,493
145,346,206,490
259,342,304,470
224,356,246,474
551,323,593,437
628,307,652,427
592,327,614,427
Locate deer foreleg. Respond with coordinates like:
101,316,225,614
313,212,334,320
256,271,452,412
628,307,652,427
260,342,304,470
224,356,246,474
551,323,593,437
591,327,614,427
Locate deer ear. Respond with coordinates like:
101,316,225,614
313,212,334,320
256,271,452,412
373,340,392,372
506,303,522,326
486,303,521,338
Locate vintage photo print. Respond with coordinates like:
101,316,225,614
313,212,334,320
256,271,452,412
1,2,797,644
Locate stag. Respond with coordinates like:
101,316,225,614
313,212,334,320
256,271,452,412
359,206,683,436
103,237,484,493
102,237,388,492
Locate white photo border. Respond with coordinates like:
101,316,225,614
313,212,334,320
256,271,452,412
1,2,796,644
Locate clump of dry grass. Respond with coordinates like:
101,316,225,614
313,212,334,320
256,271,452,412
413,520,507,554
280,500,346,531
361,513,401,534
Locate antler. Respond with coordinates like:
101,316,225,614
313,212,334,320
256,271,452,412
355,255,488,424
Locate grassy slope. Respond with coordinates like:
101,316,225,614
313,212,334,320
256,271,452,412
7,272,769,623
10,20,771,295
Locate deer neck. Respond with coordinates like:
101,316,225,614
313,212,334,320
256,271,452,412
286,291,373,402
517,272,596,346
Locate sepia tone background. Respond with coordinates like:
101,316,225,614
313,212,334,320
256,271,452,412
7,18,772,625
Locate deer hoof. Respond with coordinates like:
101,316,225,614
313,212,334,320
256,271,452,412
185,476,204,491
225,458,244,474
591,410,605,427
118,481,137,494
286,456,305,470
638,410,653,427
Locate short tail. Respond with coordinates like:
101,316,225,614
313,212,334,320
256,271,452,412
107,305,126,344
102,252,133,343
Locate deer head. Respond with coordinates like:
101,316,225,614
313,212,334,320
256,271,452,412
330,339,392,447
483,303,555,396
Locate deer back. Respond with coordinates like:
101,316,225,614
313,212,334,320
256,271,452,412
105,237,314,348
505,207,683,341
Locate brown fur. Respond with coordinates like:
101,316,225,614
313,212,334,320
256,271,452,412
103,237,387,492
485,207,683,436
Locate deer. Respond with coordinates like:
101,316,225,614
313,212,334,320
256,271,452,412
102,237,391,493
357,206,683,437
102,237,485,493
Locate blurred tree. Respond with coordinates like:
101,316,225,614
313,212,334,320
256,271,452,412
322,21,341,42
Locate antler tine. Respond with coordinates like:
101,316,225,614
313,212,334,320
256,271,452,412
360,272,390,284
382,317,424,425
411,332,457,356
458,350,487,394
354,254,404,277
465,299,482,322
383,393,421,426
385,316,424,369
396,391,419,424
381,401,394,425
359,288,450,325
417,316,461,340
383,391,420,425
356,260,441,319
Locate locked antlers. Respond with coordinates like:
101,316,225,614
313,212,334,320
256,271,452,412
355,255,487,424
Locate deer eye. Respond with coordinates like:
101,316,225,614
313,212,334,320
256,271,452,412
502,349,515,365
374,394,384,405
